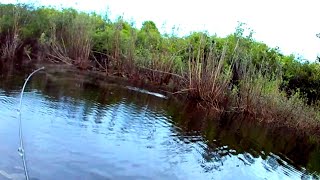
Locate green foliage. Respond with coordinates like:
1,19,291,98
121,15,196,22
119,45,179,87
135,21,161,62
282,60,320,104
1,3,320,106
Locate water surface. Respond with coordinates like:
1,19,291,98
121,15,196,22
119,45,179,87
0,67,319,180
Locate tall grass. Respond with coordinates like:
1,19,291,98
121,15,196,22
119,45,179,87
46,13,93,69
0,4,20,60
186,35,231,111
231,49,320,133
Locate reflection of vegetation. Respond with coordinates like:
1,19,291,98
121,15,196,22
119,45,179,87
1,4,320,138
171,108,320,175
0,69,319,177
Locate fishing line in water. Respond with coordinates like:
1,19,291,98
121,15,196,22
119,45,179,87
18,67,45,180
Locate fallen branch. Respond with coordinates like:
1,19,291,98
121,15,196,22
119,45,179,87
47,53,72,65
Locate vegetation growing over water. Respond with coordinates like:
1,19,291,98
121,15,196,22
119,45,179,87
0,3,319,135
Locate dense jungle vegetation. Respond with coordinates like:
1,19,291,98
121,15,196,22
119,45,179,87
0,3,320,135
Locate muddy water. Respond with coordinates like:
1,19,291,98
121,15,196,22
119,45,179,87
0,66,319,180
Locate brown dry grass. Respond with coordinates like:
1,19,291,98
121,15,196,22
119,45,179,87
235,67,320,135
46,14,92,69
1,6,20,60
186,35,232,111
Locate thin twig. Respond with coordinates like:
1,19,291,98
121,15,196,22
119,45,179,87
138,66,186,80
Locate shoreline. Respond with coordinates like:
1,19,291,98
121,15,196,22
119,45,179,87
34,61,320,141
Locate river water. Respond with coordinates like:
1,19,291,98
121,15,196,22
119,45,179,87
0,66,319,180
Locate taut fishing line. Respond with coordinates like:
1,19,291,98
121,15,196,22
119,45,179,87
18,67,45,180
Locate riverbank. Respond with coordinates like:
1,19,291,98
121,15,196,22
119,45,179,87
0,3,320,140
31,62,320,141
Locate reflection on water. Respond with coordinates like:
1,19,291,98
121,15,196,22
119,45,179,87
0,67,319,180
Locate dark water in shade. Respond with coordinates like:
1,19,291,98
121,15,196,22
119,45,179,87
0,66,319,180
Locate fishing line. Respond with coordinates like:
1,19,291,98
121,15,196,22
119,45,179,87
18,66,45,180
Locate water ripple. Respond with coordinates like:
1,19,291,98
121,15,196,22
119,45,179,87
0,74,318,180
